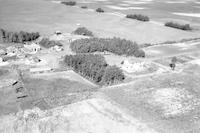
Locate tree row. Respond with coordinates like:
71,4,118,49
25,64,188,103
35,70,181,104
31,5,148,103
0,28,40,43
70,37,145,57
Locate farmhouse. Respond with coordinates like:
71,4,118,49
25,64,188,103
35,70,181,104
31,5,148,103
24,43,41,54
55,30,62,35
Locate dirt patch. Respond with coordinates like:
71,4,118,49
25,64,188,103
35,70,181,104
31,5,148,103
149,88,200,117
0,98,157,133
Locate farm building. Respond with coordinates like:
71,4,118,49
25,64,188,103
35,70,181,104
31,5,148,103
55,30,62,35
50,45,63,52
6,46,18,56
24,43,41,54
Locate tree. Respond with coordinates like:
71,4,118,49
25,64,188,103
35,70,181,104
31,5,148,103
170,56,177,70
101,66,125,85
72,27,94,37
96,8,104,13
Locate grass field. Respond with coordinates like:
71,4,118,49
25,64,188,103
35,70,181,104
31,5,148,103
0,69,97,116
102,68,200,133
0,0,200,44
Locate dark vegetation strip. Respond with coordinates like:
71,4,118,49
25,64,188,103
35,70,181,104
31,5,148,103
39,38,63,48
0,28,40,43
64,54,125,85
61,1,76,6
126,14,150,22
70,37,145,57
165,22,192,31
81,6,88,9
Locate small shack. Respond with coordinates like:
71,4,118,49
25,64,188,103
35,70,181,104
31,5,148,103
55,31,62,36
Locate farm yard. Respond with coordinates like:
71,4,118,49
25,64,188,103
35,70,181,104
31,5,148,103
0,0,200,133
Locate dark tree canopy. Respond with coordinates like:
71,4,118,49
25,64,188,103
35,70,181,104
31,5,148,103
126,14,150,22
39,38,63,48
96,8,104,13
72,27,94,37
101,66,125,85
165,22,192,31
64,54,125,85
70,37,145,57
0,28,40,43
61,1,76,6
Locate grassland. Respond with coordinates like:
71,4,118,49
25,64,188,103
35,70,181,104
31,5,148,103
102,67,200,133
0,0,200,44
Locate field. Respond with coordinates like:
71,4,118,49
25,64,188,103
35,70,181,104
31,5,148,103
1,0,200,44
1,0,200,133
0,98,158,133
102,65,200,133
0,69,96,116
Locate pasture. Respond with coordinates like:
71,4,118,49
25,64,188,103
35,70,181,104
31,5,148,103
102,67,200,133
0,0,200,44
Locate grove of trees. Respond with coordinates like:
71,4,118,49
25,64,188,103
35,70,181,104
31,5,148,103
165,22,192,30
72,27,94,37
0,28,40,43
64,54,125,85
61,1,76,6
39,38,63,48
126,14,150,22
81,6,88,9
70,37,145,57
96,8,104,13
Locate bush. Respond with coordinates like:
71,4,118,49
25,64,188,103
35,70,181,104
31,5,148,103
165,22,192,30
72,27,94,37
96,8,104,13
64,54,124,85
39,38,63,48
81,6,87,9
126,14,149,22
70,37,145,57
61,1,76,6
0,28,40,43
101,66,125,85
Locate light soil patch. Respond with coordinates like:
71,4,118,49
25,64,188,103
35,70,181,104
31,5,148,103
173,12,200,18
0,98,157,133
123,1,150,4
165,1,187,4
189,59,200,65
149,88,200,117
106,5,146,10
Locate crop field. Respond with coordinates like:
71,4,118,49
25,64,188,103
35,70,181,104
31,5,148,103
144,41,200,58
153,54,197,67
0,69,96,116
1,0,200,44
102,66,200,133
